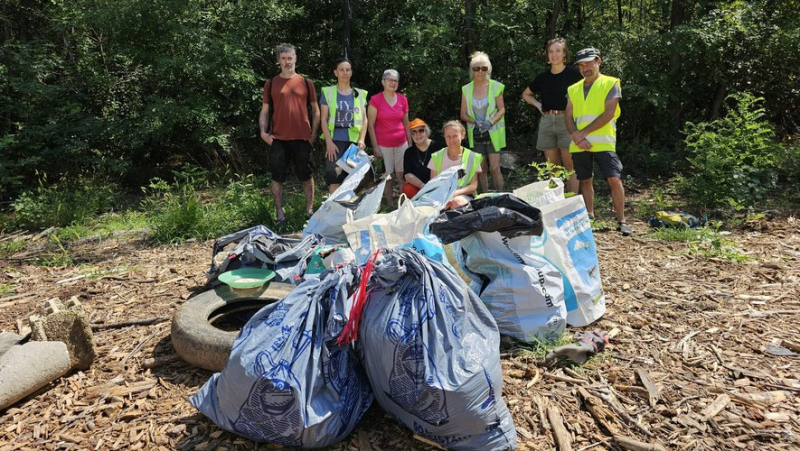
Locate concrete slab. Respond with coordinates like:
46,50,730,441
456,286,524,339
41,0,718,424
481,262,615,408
29,297,96,370
0,333,23,359
0,341,71,411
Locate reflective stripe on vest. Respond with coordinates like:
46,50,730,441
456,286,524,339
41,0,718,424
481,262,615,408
322,86,367,142
567,74,621,153
431,148,483,188
462,80,507,151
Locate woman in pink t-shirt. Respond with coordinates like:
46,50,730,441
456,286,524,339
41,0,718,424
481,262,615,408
367,69,411,206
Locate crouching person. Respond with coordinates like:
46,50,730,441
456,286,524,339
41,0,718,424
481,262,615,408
428,120,483,210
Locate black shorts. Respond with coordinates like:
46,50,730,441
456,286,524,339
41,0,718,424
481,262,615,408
324,140,351,185
572,151,623,180
270,139,315,183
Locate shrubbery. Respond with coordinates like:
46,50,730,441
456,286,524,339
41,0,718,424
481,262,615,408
677,93,783,210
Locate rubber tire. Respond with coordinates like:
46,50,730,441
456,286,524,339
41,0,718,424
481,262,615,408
171,282,294,371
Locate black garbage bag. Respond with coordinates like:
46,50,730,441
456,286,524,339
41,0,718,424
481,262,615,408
429,194,543,244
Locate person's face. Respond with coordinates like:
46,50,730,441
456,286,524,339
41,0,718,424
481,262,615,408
443,127,464,149
382,75,399,92
411,127,428,144
471,63,489,80
278,51,296,72
548,42,566,65
578,58,601,79
334,62,352,83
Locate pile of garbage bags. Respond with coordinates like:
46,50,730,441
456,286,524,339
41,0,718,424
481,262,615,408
189,160,608,448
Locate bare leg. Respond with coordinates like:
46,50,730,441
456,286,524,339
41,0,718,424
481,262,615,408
488,153,503,191
607,176,626,223
271,180,285,220
580,178,594,218
302,178,315,216
328,184,340,194
559,148,579,194
477,158,489,193
394,171,405,196
543,148,562,167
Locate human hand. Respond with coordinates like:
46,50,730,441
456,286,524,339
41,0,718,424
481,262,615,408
577,138,592,150
477,120,491,134
325,141,338,161
373,145,382,158
261,131,274,145
357,141,366,151
571,130,587,144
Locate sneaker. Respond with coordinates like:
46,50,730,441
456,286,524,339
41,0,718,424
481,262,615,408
618,222,633,236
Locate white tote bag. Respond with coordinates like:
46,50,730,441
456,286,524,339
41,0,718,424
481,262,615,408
530,195,605,326
512,178,565,207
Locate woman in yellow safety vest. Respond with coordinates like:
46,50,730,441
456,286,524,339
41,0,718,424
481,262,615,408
460,51,506,193
428,120,483,210
320,58,368,193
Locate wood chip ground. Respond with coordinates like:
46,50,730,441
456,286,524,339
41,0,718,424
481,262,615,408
1,213,798,450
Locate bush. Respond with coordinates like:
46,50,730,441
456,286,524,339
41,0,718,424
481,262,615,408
11,177,122,230
677,93,781,210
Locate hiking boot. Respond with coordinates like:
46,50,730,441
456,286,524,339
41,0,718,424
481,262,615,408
618,222,633,236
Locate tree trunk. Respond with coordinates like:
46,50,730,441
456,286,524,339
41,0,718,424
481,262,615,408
617,0,623,27
464,0,476,60
563,0,583,33
711,81,727,119
342,0,352,59
546,0,562,40
670,0,686,29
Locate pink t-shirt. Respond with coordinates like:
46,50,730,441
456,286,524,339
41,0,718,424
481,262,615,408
369,93,409,147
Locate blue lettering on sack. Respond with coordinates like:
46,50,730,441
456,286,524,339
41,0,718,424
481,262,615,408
412,422,470,446
264,301,290,327
479,366,497,410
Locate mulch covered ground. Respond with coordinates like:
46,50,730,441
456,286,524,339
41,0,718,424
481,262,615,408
1,211,798,450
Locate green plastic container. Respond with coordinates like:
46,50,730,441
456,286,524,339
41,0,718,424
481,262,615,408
218,268,275,290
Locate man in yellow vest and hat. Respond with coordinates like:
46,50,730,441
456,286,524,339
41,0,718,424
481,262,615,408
565,47,632,236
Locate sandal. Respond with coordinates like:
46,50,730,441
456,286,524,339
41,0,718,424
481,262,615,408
618,222,633,236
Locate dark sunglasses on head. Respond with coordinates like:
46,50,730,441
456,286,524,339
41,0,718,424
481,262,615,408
472,66,489,72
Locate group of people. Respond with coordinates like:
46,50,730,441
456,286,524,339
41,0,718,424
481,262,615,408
259,40,631,236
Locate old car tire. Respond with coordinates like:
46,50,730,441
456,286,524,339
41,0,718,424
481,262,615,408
171,282,294,371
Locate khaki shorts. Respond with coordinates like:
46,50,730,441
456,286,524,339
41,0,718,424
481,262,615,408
536,113,572,151
378,145,406,174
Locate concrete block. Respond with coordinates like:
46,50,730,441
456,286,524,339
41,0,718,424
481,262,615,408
0,341,71,411
29,297,96,370
0,333,23,359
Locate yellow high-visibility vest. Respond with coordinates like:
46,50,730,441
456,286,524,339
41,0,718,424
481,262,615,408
567,74,621,153
322,86,367,142
430,147,483,188
462,80,507,151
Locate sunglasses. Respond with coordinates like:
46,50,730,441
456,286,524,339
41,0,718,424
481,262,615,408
411,129,426,135
472,66,489,72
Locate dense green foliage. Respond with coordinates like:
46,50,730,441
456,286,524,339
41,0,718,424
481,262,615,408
677,93,785,209
1,0,798,212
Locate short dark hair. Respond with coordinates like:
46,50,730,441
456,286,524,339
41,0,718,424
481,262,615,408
275,43,296,59
334,57,352,69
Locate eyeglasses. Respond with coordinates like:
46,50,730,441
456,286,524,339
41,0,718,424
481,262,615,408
411,129,426,135
472,66,489,72
384,78,399,83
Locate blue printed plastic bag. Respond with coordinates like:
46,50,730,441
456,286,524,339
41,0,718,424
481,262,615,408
354,248,517,450
190,266,373,448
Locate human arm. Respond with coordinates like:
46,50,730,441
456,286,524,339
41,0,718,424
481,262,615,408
446,176,478,209
402,112,411,148
319,103,338,161
490,90,506,125
309,101,320,145
460,94,474,124
521,87,544,113
564,98,591,150
367,104,381,157
403,148,425,188
357,107,368,151
259,103,274,145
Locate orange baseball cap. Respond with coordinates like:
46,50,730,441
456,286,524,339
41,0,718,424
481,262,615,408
408,118,428,130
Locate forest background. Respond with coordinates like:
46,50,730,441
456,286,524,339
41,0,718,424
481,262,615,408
1,0,798,232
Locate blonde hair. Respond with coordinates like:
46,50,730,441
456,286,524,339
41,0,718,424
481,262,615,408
442,120,466,137
469,51,492,79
